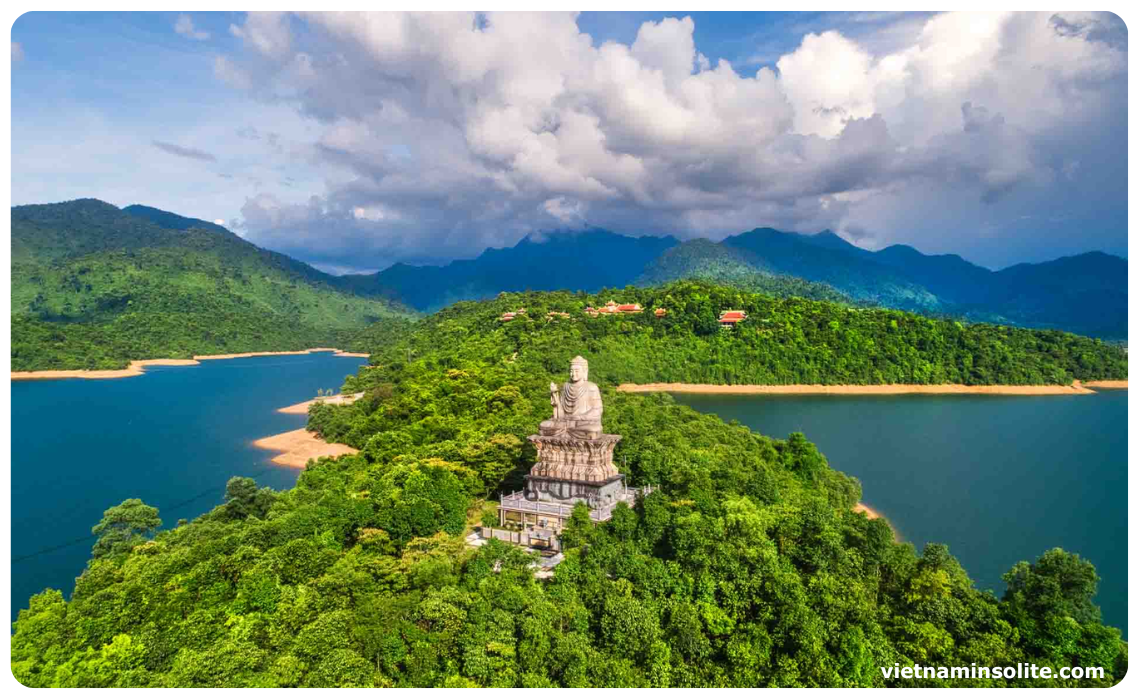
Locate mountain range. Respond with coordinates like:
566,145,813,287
10,200,1127,372
344,226,1126,338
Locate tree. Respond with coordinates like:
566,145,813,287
223,476,276,520
1003,548,1102,626
91,498,161,559
560,502,594,550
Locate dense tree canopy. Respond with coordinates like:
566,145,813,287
12,282,1125,686
10,199,410,371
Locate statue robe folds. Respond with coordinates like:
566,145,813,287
540,379,604,439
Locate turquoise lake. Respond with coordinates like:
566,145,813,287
674,390,1128,636
10,352,367,624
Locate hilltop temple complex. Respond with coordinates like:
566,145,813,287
488,356,653,551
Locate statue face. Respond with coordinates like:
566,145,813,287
570,362,585,382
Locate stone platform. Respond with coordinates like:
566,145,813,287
524,473,625,508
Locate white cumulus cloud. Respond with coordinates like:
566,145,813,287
216,11,1126,271
174,14,210,41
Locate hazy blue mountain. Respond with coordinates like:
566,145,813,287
797,229,877,258
637,239,853,304
870,244,996,305
341,229,679,311
788,229,1126,336
722,228,944,311
987,251,1127,338
338,223,1123,337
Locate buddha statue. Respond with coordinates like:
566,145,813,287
540,356,604,439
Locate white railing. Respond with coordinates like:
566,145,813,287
499,485,656,522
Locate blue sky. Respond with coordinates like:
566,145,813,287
11,11,1127,274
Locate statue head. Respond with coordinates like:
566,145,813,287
569,356,588,383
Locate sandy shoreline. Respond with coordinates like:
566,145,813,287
261,392,367,465
277,392,365,414
252,428,359,468
616,381,1122,396
10,358,202,380
11,348,370,381
1080,380,1128,389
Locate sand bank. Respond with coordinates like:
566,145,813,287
11,359,201,381
616,382,1105,396
1079,380,1128,389
252,428,359,468
278,392,366,414
194,348,369,360
11,348,369,381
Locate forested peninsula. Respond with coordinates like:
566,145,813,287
12,281,1126,686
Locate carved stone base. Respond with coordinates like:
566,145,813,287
526,433,621,482
524,474,626,508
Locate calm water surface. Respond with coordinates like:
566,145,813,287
11,352,366,623
674,390,1128,635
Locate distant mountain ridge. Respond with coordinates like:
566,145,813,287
344,225,1125,338
11,199,1125,342
786,228,1126,337
339,229,679,312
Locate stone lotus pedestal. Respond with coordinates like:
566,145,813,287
525,433,624,508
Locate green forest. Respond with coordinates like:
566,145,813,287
339,281,1126,391
10,200,409,370
12,281,1126,686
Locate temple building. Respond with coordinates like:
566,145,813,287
593,300,643,314
489,356,653,551
719,309,748,328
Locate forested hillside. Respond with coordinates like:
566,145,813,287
12,280,1125,686
340,281,1127,388
10,200,410,370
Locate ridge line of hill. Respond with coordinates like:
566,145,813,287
10,199,414,371
329,223,1125,339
